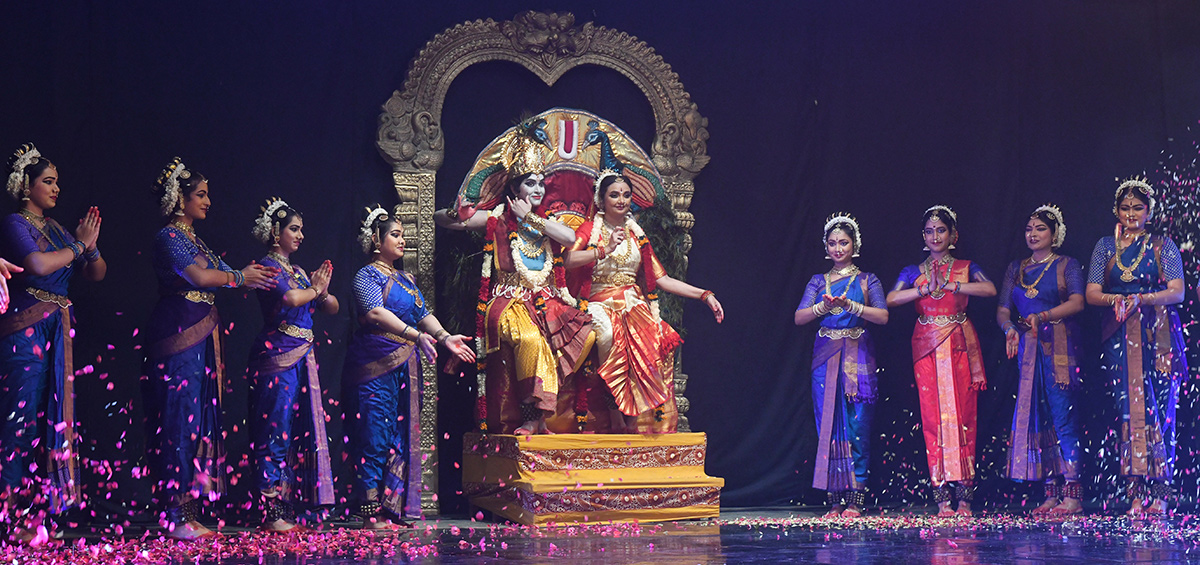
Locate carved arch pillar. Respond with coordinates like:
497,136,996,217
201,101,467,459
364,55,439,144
376,11,710,514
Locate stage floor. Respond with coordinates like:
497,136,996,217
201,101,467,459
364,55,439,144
5,506,1200,563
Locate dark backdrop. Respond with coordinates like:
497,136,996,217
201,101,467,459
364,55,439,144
2,1,1199,523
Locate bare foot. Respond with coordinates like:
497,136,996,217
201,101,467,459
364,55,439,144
515,420,541,435
1126,498,1146,517
167,520,214,540
823,505,844,518
936,501,955,517
1050,497,1082,515
1032,497,1059,515
955,501,973,517
841,505,863,518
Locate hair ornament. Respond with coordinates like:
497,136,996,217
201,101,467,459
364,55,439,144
1113,176,1156,218
823,212,862,255
358,205,389,253
6,143,43,201
924,204,957,224
1031,203,1067,248
593,168,622,192
252,197,290,245
155,157,189,216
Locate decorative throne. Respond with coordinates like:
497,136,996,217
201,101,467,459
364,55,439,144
375,11,712,516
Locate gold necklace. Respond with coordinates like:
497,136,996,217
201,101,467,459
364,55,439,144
370,259,395,274
171,220,220,267
1115,234,1148,283
1018,255,1056,299
268,251,306,287
823,268,858,315
921,255,955,299
171,220,195,235
512,230,547,258
18,208,55,243
371,260,422,307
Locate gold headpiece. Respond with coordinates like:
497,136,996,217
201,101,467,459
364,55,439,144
358,205,390,253
155,157,190,216
1113,176,1156,218
501,133,546,179
924,204,957,224
1031,203,1066,248
252,197,291,245
823,212,862,256
6,143,43,201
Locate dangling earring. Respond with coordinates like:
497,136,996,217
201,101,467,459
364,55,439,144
922,245,930,251
20,188,30,201
174,205,185,217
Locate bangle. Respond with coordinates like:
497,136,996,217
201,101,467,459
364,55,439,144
1001,321,1015,334
434,329,450,343
700,290,715,302
953,281,961,294
1038,311,1049,324
812,302,828,316
226,270,244,288
84,247,101,262
67,241,84,260
595,245,607,260
847,300,864,316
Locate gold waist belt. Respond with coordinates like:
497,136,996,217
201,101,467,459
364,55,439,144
592,272,637,287
278,321,314,342
817,326,865,340
179,290,216,304
371,328,415,345
27,288,71,308
918,313,968,326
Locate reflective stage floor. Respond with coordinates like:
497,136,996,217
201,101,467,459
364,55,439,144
6,507,1200,564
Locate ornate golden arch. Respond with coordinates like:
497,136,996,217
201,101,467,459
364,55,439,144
375,10,710,514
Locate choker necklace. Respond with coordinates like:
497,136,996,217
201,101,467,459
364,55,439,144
830,264,860,277
171,220,195,235
371,259,396,274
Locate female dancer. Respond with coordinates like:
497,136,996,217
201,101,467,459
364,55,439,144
793,213,887,517
886,205,995,516
246,198,338,532
563,170,723,433
1084,179,1186,516
0,144,105,540
143,158,277,540
996,205,1085,515
434,137,592,436
344,206,474,529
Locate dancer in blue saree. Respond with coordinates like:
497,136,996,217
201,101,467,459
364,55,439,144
247,198,339,532
996,205,1085,515
142,158,278,540
0,144,105,542
1085,179,1187,516
794,214,888,518
344,206,474,529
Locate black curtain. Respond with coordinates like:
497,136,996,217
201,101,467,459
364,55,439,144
1,1,1198,520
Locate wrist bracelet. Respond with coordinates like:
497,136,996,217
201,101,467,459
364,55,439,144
524,214,546,232
700,290,715,302
226,270,244,288
953,281,961,294
1002,321,1015,334
434,329,451,343
84,247,101,262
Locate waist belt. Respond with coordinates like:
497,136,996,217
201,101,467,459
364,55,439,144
179,290,216,304
817,327,865,339
917,313,967,326
27,288,71,308
278,321,314,342
371,328,415,345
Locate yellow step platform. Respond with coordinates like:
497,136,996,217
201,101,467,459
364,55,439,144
463,432,723,525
